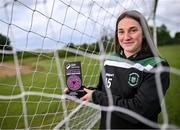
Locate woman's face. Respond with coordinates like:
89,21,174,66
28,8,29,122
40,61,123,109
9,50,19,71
117,17,143,57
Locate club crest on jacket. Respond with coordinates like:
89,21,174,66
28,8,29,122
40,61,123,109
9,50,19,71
128,72,140,87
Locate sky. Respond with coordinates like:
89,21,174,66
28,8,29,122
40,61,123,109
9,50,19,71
156,0,180,36
0,0,180,50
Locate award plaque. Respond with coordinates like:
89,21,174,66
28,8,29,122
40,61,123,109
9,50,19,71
65,61,86,98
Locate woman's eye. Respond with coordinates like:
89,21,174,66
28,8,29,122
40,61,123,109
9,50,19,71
118,30,124,35
129,28,138,33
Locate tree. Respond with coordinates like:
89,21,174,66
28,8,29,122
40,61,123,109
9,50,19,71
81,43,88,50
173,32,180,44
157,24,172,46
67,42,75,49
0,33,12,50
101,35,113,52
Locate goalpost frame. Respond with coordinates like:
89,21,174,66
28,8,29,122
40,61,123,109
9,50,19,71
153,0,158,47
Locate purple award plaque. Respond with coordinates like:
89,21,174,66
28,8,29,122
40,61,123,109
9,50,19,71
65,61,82,91
67,75,81,91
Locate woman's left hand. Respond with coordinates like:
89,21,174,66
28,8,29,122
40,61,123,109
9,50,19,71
81,88,93,101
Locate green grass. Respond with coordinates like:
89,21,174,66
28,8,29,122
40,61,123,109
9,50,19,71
0,55,100,129
0,44,180,129
159,44,180,68
158,44,180,126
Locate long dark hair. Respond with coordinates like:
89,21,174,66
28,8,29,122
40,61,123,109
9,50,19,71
114,10,159,56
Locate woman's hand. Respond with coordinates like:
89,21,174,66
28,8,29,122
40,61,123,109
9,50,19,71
64,87,69,94
81,88,93,101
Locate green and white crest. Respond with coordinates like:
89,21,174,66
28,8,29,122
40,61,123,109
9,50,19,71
128,72,140,87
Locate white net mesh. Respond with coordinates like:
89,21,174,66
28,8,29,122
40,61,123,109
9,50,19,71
0,0,179,129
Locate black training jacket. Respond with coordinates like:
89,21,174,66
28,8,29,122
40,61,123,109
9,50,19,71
92,51,170,129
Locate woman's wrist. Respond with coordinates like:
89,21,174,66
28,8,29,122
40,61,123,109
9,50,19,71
89,90,94,102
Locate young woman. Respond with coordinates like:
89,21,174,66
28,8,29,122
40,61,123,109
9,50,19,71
68,10,170,129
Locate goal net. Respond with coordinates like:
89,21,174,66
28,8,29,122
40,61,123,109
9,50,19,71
0,0,179,129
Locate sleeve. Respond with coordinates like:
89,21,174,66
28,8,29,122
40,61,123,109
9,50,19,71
96,73,103,91
92,61,170,119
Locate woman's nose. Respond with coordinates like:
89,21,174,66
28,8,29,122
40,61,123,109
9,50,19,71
124,32,131,40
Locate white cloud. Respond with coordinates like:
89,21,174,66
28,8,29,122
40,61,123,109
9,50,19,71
156,0,180,36
0,0,179,49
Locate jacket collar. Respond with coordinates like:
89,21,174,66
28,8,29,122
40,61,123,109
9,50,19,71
119,50,153,61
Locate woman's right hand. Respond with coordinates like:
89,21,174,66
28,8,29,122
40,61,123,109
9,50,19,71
80,88,93,101
64,88,69,94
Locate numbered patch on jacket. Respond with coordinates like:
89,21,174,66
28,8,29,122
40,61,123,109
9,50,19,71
105,73,114,88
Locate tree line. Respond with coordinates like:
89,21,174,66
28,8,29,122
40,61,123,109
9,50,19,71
156,24,180,46
0,24,180,60
67,24,180,54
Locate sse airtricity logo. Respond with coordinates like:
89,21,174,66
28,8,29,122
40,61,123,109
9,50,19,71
66,63,71,69
128,72,139,87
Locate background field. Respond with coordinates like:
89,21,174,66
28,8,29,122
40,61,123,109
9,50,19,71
0,44,180,129
0,52,100,129
158,44,180,126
